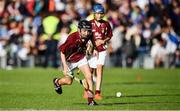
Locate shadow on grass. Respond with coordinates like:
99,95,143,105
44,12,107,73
74,101,180,106
119,82,155,85
105,93,180,99
100,101,180,106
73,94,180,106
104,82,160,86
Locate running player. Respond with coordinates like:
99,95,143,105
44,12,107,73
53,20,97,105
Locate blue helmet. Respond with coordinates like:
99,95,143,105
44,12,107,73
93,4,105,13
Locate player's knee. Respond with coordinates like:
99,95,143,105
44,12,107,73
65,78,73,85
62,77,73,85
66,80,73,85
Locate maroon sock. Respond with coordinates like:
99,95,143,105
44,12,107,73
95,90,101,94
88,97,93,103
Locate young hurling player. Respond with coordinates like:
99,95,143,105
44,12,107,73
53,20,97,105
85,3,113,100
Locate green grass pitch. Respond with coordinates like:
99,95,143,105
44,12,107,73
0,68,180,110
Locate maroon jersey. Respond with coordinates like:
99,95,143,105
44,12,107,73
90,19,113,52
59,32,90,63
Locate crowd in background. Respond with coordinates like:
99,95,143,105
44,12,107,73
0,0,180,69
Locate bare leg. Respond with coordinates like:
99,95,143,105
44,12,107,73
79,64,94,98
90,68,97,84
57,76,73,85
94,64,103,100
96,64,103,91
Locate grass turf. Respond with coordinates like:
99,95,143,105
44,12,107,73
0,68,180,110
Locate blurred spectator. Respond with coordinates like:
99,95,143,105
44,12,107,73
109,24,125,66
161,18,179,67
0,0,179,69
0,21,8,69
175,48,180,67
121,35,137,67
150,38,167,67
40,12,61,68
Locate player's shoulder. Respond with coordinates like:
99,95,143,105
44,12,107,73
65,31,79,42
68,31,79,38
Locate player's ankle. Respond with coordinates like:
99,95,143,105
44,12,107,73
95,90,101,94
55,78,61,86
88,97,94,103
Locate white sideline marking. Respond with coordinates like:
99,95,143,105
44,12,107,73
0,109,65,111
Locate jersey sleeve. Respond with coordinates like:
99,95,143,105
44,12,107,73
59,42,66,54
59,35,73,54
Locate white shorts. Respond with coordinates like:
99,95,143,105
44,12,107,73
66,57,88,75
88,50,107,68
